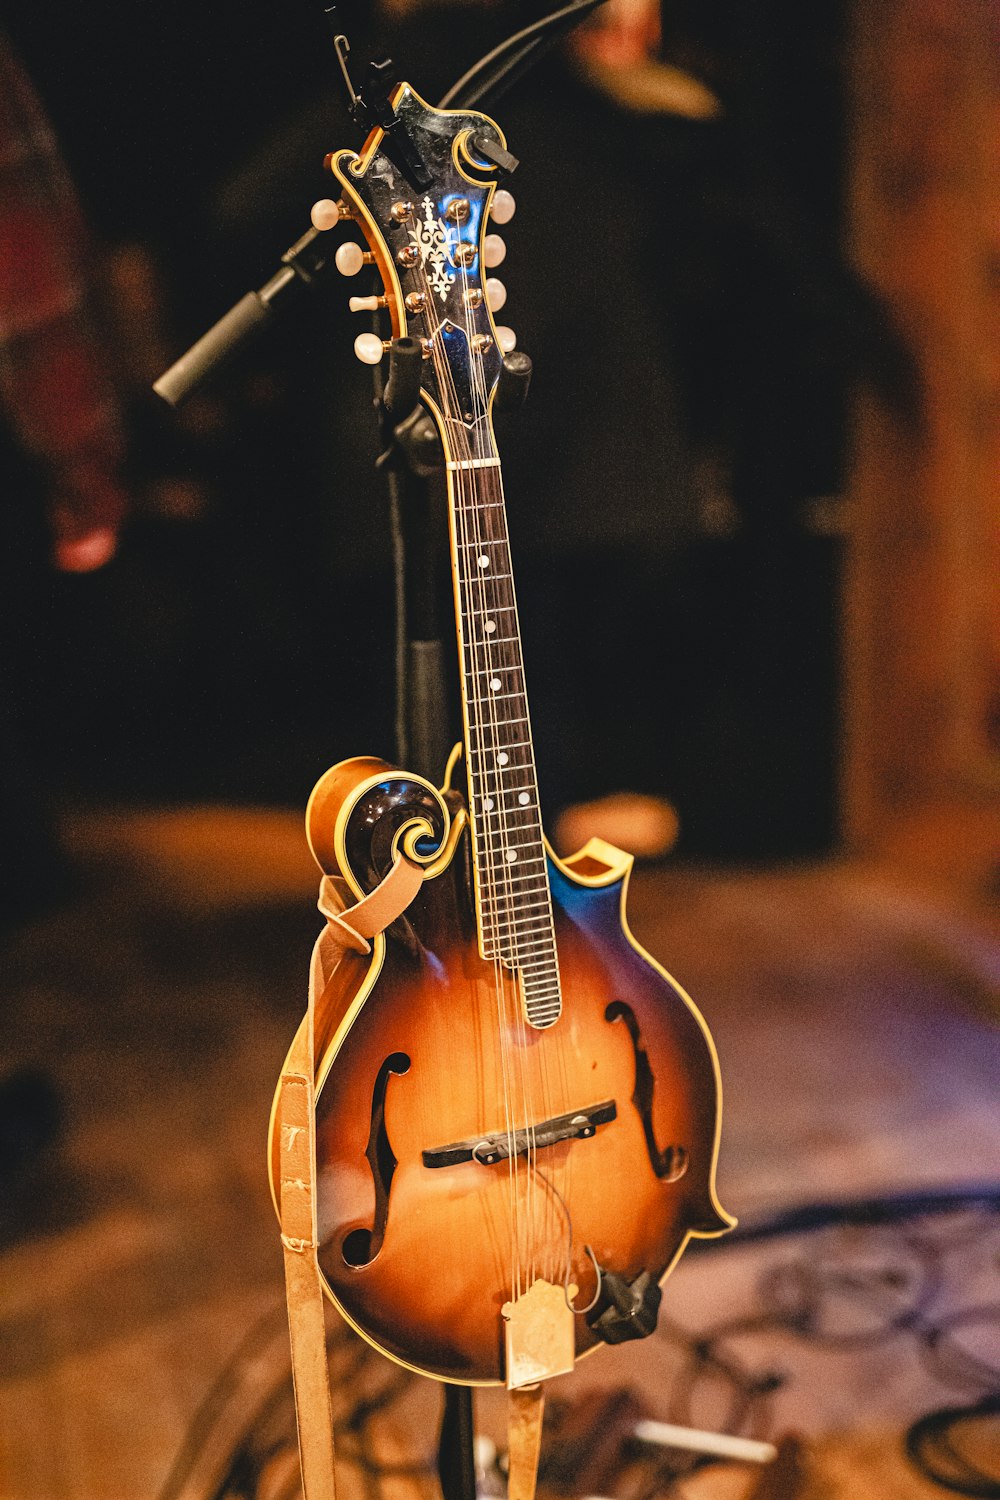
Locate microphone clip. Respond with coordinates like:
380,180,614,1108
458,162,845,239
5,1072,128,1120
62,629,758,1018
326,12,431,191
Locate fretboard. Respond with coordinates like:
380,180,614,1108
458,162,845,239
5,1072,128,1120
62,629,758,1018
446,449,561,1029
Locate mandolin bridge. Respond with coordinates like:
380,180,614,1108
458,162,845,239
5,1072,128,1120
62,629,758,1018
422,1100,616,1168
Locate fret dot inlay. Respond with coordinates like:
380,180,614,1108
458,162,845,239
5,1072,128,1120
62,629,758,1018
498,752,509,765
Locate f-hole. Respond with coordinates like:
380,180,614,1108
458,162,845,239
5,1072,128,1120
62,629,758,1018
605,1001,688,1183
341,1051,411,1268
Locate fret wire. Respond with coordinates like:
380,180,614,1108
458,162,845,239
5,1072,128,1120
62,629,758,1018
480,859,546,872
457,531,512,546
483,928,553,943
482,948,560,960
477,858,548,873
476,874,549,887
475,812,544,826
490,921,554,936
481,900,552,919
475,797,537,810
476,792,539,804
478,873,547,889
478,834,545,850
468,735,534,749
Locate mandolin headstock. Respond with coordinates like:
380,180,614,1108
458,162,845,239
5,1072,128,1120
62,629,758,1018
317,86,516,459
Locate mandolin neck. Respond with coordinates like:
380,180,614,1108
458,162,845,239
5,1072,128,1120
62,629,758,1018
445,441,561,1028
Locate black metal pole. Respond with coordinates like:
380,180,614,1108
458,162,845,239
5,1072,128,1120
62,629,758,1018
438,1385,478,1500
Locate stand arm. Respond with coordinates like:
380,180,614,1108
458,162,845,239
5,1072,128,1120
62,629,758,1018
153,226,332,407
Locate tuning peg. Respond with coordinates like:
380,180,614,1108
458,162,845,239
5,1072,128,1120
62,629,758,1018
495,326,516,353
483,235,506,269
490,190,516,225
311,198,343,231
349,294,387,312
335,242,367,276
354,332,387,365
485,278,507,312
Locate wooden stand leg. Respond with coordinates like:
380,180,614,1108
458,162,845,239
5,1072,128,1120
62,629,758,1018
507,1386,546,1500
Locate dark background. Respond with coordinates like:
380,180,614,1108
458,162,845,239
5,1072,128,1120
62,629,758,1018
2,0,879,864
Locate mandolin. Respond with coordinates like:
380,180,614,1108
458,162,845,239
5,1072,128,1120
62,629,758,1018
269,82,733,1391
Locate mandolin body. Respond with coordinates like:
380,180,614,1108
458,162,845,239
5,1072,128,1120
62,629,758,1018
269,755,732,1386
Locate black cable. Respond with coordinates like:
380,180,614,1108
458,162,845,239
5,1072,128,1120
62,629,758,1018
691,1185,1000,1251
437,0,608,110
905,1395,1000,1498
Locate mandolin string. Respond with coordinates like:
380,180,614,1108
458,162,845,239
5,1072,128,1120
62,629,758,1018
459,233,566,1289
460,269,563,1289
421,247,524,1299
450,246,534,1292
451,241,544,1293
457,242,557,1289
466,454,525,1300
492,436,566,1290
423,214,569,1301
470,454,551,1284
440,310,524,1296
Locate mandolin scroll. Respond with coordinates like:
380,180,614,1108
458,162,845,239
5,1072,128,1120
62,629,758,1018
306,755,466,898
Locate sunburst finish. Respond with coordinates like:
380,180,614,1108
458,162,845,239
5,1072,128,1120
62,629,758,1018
270,758,732,1386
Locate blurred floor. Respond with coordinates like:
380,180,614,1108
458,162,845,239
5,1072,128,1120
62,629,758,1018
0,806,997,1499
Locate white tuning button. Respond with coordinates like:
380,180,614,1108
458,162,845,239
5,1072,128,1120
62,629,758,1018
490,190,516,224
495,326,517,353
335,241,365,276
483,234,506,268
354,332,385,365
349,295,382,313
310,198,342,231
485,278,507,312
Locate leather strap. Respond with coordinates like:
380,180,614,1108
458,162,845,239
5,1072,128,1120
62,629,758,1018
276,853,424,1500
507,1385,546,1500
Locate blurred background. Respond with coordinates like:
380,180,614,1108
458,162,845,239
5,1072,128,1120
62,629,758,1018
0,0,971,863
0,1,997,1497
0,0,997,872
